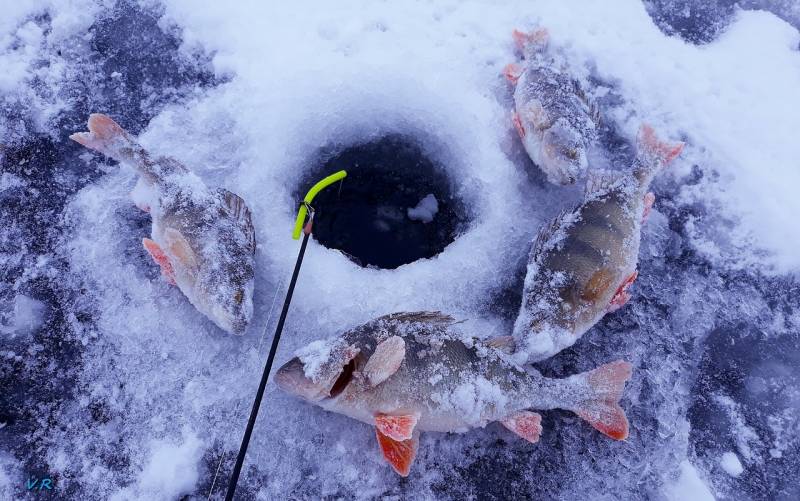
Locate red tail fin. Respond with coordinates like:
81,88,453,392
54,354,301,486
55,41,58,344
638,124,684,165
512,28,549,53
69,113,133,160
573,360,632,440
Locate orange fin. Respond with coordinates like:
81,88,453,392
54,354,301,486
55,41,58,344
503,63,522,84
513,28,549,53
142,238,176,285
638,124,684,165
608,271,637,313
512,111,525,138
69,113,130,157
642,192,655,223
501,410,542,443
573,360,632,440
376,428,419,477
375,413,420,441
363,336,405,387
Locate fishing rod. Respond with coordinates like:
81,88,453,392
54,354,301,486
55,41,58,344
225,170,347,501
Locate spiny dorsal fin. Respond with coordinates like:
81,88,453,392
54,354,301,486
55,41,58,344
219,188,256,255
530,208,572,264
376,311,457,326
572,80,602,127
484,335,516,355
584,169,627,198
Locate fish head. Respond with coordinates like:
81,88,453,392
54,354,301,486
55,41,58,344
276,331,407,417
274,356,335,402
540,122,587,185
203,279,254,335
275,335,367,405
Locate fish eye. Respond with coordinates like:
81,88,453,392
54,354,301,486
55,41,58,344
564,148,579,160
234,290,243,304
329,358,356,398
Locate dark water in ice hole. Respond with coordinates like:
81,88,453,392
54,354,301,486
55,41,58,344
296,136,471,269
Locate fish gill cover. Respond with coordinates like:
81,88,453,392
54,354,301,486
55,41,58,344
1,0,799,500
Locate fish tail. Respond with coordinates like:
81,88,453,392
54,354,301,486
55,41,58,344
512,28,549,55
633,124,684,186
570,360,632,440
70,114,151,174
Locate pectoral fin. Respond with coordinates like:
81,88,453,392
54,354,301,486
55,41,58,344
376,428,419,477
375,412,420,441
363,336,405,386
142,238,176,285
163,228,198,271
501,410,542,443
484,335,516,355
503,63,523,84
607,271,638,313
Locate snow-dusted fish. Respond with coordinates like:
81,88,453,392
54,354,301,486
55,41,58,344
504,28,600,185
275,312,632,477
512,125,684,362
70,114,255,335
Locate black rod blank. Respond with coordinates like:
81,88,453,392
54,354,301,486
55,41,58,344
224,229,311,500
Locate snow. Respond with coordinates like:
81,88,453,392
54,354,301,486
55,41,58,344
719,451,743,477
2,0,800,499
0,294,46,338
111,430,204,501
407,194,439,223
0,173,25,193
432,375,510,429
295,336,346,382
665,460,715,501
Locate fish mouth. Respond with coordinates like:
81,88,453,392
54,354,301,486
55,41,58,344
274,357,324,401
542,148,582,185
275,356,356,402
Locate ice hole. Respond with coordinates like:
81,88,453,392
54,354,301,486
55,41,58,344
295,135,469,269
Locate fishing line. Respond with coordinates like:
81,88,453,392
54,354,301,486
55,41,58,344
207,276,284,500
224,170,347,500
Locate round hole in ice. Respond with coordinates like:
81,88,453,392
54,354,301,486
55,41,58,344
295,135,469,269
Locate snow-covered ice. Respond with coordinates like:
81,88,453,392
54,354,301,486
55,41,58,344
2,0,799,499
1,295,47,339
665,460,715,501
720,451,744,477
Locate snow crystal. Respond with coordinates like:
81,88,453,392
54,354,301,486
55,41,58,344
0,294,46,338
712,394,759,461
112,430,204,501
719,451,743,477
665,461,715,501
407,194,439,223
295,336,344,382
434,375,510,428
0,173,25,192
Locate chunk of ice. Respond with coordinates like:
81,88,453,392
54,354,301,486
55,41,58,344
407,194,439,223
719,452,744,477
0,295,46,338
